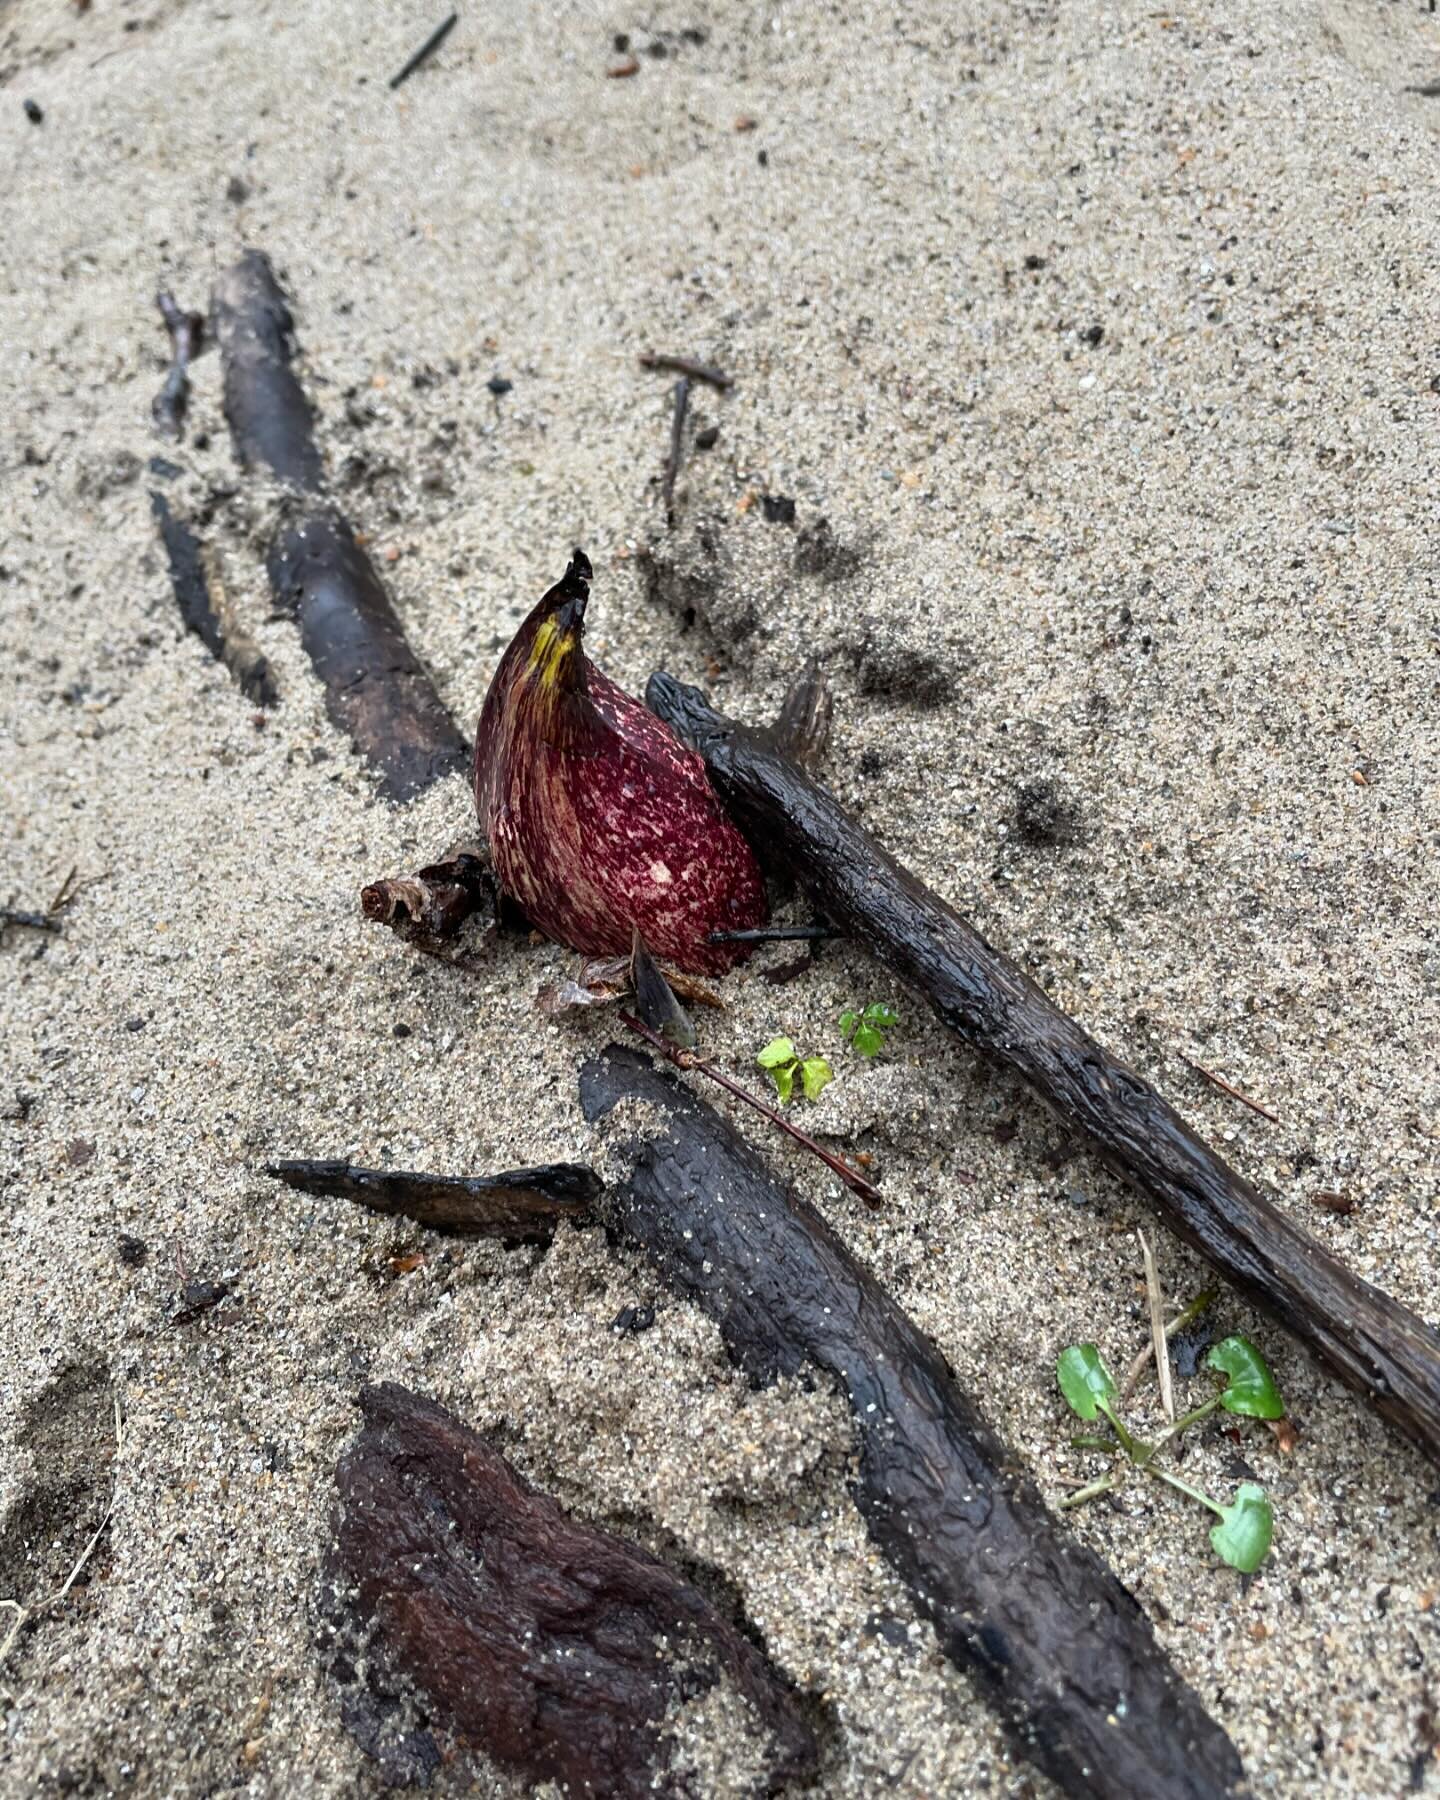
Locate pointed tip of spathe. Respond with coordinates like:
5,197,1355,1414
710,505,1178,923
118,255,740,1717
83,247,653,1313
538,548,593,633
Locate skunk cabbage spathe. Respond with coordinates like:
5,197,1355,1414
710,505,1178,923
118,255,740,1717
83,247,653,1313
474,552,766,975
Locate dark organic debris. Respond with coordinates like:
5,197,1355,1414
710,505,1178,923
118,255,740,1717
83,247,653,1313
645,670,1440,1469
151,492,278,706
630,931,697,1049
708,925,839,945
638,351,733,390
611,1303,656,1334
151,292,207,439
170,1278,232,1326
0,907,63,936
661,375,690,523
1013,779,1082,848
580,1046,1246,1800
1312,1189,1357,1217
116,1235,148,1268
268,1160,599,1241
360,845,496,948
388,11,458,90
759,493,796,525
211,246,467,799
24,98,43,124
328,1383,816,1796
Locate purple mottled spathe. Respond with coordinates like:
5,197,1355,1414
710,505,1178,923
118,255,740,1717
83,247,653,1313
474,552,766,975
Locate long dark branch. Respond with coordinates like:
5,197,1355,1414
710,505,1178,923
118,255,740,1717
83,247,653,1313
580,1045,1245,1800
645,670,1440,1468
211,250,469,800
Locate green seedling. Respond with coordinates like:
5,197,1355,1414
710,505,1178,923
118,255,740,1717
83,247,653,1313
756,1037,833,1105
1055,1320,1287,1574
839,1002,899,1058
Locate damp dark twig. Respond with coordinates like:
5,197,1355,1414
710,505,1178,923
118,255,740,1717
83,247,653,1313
151,492,278,706
151,292,206,438
580,1046,1246,1800
0,908,62,934
269,1159,599,1240
212,249,469,798
388,11,459,90
638,351,733,391
646,667,1440,1468
660,375,690,524
617,1009,882,1207
708,924,841,945
1180,1055,1280,1124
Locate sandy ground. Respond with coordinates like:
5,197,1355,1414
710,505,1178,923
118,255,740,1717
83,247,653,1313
2,0,1439,1794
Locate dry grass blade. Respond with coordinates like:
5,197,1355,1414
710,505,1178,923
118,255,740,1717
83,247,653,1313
1137,1230,1175,1423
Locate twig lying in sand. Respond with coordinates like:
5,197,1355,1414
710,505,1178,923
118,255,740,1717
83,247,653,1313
1139,1229,1176,1423
1,867,81,940
0,1396,122,1694
708,923,840,945
269,1159,599,1240
151,494,278,705
645,668,1440,1468
151,292,206,439
212,250,468,799
1181,1054,1279,1124
388,10,458,90
1120,1286,1217,1404
660,375,690,524
326,1383,815,1795
638,351,733,390
617,1008,883,1206
579,1045,1246,1800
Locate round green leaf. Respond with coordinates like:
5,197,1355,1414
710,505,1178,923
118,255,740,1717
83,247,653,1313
800,1057,833,1102
1208,1483,1274,1573
1207,1336,1285,1419
1057,1344,1118,1422
756,1037,796,1070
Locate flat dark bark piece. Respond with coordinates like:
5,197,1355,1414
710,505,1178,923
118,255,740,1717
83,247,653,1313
265,506,469,803
212,249,469,801
151,491,278,706
268,1160,598,1240
580,1045,1246,1800
329,1382,816,1797
645,672,1440,1470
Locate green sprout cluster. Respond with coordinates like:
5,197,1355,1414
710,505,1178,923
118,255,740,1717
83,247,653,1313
1057,1332,1285,1574
756,1000,900,1105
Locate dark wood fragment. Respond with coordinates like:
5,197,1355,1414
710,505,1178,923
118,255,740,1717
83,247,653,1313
388,10,458,89
329,1383,816,1796
211,249,469,800
268,1159,599,1241
638,351,733,390
151,292,206,439
580,1045,1245,1800
151,492,278,706
265,510,470,800
661,375,690,524
211,250,323,492
645,672,1440,1468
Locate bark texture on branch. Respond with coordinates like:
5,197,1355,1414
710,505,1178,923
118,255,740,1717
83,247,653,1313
644,672,1440,1468
211,249,469,800
580,1045,1246,1800
329,1382,816,1797
269,1158,598,1240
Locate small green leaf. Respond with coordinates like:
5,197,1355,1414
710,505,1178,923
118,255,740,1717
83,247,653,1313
863,1003,899,1028
769,1062,795,1105
1207,1336,1285,1420
1208,1483,1274,1573
839,1010,860,1039
756,1037,797,1070
800,1057,833,1102
851,1023,885,1057
1057,1344,1118,1422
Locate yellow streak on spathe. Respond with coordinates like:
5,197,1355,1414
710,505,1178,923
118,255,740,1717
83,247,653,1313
526,616,577,690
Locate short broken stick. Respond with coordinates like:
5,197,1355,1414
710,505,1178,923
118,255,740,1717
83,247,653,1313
212,249,468,799
268,1159,599,1240
645,670,1440,1470
151,493,278,706
151,292,206,439
580,1045,1246,1800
